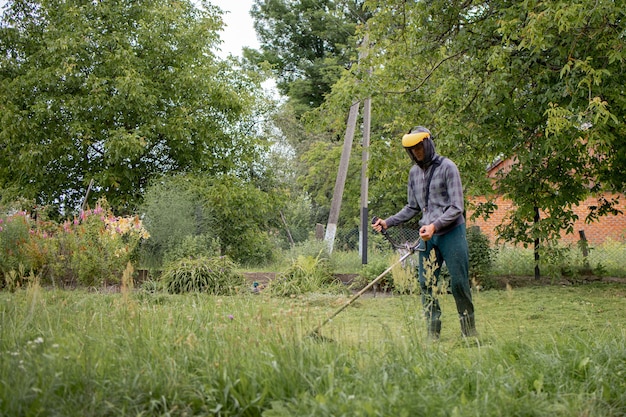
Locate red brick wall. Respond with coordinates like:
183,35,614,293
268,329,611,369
466,193,626,245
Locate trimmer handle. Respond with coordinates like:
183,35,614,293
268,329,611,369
371,216,379,225
371,216,390,237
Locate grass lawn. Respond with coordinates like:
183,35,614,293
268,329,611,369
1,282,625,416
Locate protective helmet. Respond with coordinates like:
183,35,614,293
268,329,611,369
402,127,431,148
402,126,435,168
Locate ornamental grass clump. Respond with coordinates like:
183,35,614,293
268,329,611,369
161,256,246,295
267,252,347,296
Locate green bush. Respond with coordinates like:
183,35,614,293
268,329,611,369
467,226,496,289
356,256,394,292
226,230,277,268
0,212,33,277
141,174,281,267
267,252,346,296
140,177,212,268
162,234,220,265
161,256,246,295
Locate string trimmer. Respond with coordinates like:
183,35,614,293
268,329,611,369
307,217,423,341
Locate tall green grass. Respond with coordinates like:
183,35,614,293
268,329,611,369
252,238,626,282
1,282,625,416
490,241,626,279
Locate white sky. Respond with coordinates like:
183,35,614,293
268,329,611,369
0,0,260,58
208,0,260,58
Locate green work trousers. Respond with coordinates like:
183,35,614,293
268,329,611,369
418,224,475,330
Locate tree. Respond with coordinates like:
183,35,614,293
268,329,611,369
248,0,368,118
140,173,279,266
311,0,625,276
0,0,269,215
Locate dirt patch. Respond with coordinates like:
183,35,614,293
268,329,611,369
243,272,359,286
243,272,277,285
244,272,626,290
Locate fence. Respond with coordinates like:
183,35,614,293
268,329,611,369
332,225,626,278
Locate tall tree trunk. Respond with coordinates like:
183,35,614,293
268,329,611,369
534,206,540,280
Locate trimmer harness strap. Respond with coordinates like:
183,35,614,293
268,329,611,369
423,156,444,213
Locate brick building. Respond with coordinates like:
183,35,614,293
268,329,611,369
466,193,626,245
465,157,626,245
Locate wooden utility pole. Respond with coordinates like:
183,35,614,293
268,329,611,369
324,101,360,253
360,97,371,264
325,35,370,256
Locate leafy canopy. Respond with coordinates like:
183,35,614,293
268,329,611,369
0,0,269,214
248,0,368,117
314,0,626,247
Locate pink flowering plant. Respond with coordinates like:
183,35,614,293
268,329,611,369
0,199,149,288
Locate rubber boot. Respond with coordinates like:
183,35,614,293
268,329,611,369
428,319,442,340
460,313,478,337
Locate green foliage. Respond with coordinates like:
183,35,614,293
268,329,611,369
139,176,213,267
248,0,367,117
357,255,394,292
161,256,245,295
0,0,269,213
267,252,346,297
467,226,496,288
201,175,278,266
140,174,280,267
162,234,220,266
2,264,34,292
0,199,148,287
0,211,32,274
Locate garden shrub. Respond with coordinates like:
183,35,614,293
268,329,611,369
267,252,346,296
161,256,246,295
162,234,221,265
467,226,496,289
140,174,280,267
356,256,394,292
0,212,34,277
201,175,278,266
139,177,211,268
224,230,276,268
51,202,149,286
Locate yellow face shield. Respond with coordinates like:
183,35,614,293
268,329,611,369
402,131,430,148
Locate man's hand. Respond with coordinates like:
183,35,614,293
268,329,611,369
419,223,436,241
372,218,387,233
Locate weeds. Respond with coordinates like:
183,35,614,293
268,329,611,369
0,284,624,416
266,252,347,297
161,256,246,295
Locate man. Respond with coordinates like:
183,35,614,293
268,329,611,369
372,126,477,339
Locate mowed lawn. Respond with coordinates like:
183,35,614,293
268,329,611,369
1,282,625,416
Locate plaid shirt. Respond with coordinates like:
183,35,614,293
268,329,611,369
385,155,465,235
